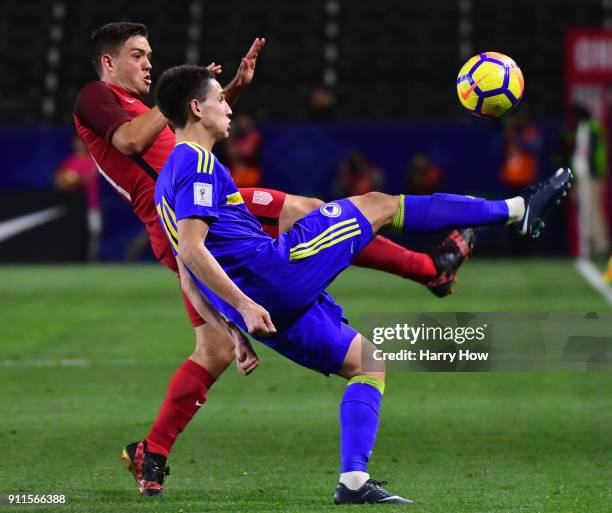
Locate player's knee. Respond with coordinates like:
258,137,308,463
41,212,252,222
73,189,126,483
307,197,325,210
192,342,235,367
193,326,235,365
359,191,398,227
361,337,386,378
339,334,386,379
217,343,236,365
363,191,395,210
294,196,324,217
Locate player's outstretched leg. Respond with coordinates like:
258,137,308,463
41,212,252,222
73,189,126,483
349,168,572,237
333,335,413,505
279,193,472,296
122,323,235,496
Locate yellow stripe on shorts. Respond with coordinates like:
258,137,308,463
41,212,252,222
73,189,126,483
289,223,360,259
289,228,361,261
290,218,358,253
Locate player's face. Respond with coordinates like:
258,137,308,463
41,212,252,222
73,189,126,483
111,35,153,97
200,80,233,140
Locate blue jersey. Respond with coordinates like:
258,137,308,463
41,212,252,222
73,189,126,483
155,142,303,331
155,141,373,348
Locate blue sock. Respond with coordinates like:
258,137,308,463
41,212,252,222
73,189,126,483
340,376,384,473
391,193,509,232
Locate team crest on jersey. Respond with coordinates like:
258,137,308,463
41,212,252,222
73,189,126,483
252,190,273,205
194,182,212,207
320,202,342,218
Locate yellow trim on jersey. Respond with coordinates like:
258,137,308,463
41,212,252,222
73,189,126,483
156,202,178,251
289,223,360,259
187,141,214,174
290,218,358,253
162,205,178,240
161,197,179,245
226,191,244,205
177,141,214,174
185,143,203,173
348,375,385,394
289,228,361,261
205,150,212,174
162,197,178,225
184,140,209,153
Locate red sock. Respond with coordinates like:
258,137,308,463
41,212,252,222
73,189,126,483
353,235,437,284
145,359,215,457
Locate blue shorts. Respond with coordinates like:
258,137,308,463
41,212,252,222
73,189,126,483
275,198,374,307
259,291,359,376
254,199,373,375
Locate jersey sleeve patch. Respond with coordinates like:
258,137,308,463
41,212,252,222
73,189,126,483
194,182,213,206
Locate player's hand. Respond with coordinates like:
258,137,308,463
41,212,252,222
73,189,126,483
239,299,276,338
206,62,223,75
233,330,260,376
232,37,266,88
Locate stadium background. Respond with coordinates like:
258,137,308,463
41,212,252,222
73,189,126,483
1,0,611,261
1,1,611,512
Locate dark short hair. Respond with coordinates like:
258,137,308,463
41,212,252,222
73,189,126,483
155,65,215,129
90,22,148,76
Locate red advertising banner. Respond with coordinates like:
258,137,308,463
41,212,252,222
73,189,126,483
565,28,612,121
566,28,612,80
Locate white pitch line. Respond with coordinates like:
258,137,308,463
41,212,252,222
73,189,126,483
0,358,89,368
0,358,185,368
574,257,612,306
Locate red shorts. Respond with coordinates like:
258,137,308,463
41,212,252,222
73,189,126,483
149,187,288,327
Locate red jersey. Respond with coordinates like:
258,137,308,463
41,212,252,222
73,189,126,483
74,81,175,254
73,81,286,327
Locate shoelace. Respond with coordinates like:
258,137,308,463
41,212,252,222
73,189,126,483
151,464,170,484
370,479,388,489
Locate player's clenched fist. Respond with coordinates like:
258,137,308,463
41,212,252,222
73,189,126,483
238,299,277,338
233,332,260,376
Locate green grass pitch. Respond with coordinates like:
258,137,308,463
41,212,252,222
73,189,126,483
0,260,610,512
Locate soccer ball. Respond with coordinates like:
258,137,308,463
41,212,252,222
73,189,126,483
456,52,524,118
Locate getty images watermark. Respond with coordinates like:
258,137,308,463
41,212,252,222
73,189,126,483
371,322,488,364
360,313,612,372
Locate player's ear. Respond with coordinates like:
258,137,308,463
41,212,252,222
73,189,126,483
100,53,114,74
190,99,202,119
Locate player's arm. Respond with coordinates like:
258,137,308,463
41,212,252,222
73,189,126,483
176,255,232,333
111,106,168,155
222,38,266,106
177,216,276,338
176,256,259,375
75,82,168,156
111,36,267,154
